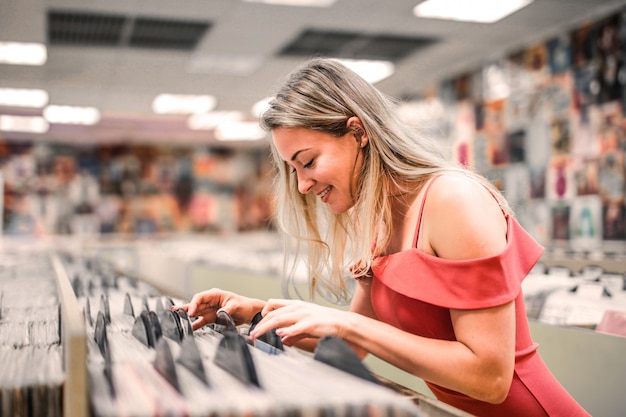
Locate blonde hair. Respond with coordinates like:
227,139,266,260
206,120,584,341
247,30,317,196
261,58,512,303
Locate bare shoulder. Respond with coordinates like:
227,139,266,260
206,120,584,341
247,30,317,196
422,173,507,259
426,173,500,212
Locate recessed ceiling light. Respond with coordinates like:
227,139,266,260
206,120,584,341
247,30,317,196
186,54,263,76
215,121,266,141
43,105,101,125
413,0,534,23
243,0,336,7
251,97,272,118
188,111,244,130
0,42,47,65
0,88,49,108
0,115,49,133
152,94,217,115
337,59,395,84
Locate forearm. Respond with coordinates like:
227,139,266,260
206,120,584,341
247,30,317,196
340,312,511,403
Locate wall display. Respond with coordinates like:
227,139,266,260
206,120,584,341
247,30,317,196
0,142,274,236
438,7,626,250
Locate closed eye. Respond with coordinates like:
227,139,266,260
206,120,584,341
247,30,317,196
290,159,313,173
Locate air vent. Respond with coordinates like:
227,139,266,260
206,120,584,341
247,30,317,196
48,10,211,51
48,11,125,46
129,18,210,50
279,29,438,61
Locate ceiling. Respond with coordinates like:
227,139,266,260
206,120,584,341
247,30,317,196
1,0,626,146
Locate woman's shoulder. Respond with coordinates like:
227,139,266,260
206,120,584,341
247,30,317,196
426,172,496,207
422,172,508,259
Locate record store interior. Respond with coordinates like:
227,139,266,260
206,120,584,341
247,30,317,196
2,0,626,416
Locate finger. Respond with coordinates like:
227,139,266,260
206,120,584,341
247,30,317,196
250,309,297,339
175,304,189,312
278,333,308,347
260,298,295,316
191,316,208,331
188,292,218,316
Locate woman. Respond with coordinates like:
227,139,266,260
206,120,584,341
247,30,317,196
180,58,590,417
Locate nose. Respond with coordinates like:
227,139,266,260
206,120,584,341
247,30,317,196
296,172,314,194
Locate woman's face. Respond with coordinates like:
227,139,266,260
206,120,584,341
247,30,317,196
272,125,366,214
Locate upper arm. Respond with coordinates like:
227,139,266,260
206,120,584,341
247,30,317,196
450,301,516,398
349,277,377,319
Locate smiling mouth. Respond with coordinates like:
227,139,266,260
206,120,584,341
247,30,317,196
319,186,331,200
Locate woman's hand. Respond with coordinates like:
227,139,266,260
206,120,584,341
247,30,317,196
177,288,265,331
249,299,349,346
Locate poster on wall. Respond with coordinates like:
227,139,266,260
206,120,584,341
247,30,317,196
525,90,552,168
551,203,570,241
520,200,551,246
571,103,601,157
598,101,625,153
595,14,623,104
550,117,570,156
507,129,526,163
547,34,571,75
503,163,530,207
598,150,625,200
545,156,576,201
452,100,475,167
483,100,509,165
570,195,603,250
574,157,600,196
529,166,546,199
602,200,626,240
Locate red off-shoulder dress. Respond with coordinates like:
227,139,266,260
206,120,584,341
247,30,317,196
370,177,590,417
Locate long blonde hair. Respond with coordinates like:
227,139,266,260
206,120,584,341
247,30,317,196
260,58,511,303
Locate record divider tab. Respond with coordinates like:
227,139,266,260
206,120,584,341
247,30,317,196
51,253,89,417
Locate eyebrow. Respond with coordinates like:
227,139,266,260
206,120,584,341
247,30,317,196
290,148,310,162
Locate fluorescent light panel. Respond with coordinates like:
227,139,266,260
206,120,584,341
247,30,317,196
188,111,244,130
337,59,395,84
413,0,534,23
0,42,47,65
43,105,101,125
0,115,49,133
215,121,266,141
153,94,217,115
251,97,272,118
186,54,263,76
243,0,336,7
0,88,49,108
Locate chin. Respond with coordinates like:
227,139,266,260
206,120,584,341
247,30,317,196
328,201,353,214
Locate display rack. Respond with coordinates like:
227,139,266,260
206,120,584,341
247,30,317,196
44,247,473,417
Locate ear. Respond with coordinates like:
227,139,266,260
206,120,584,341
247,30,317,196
347,116,369,148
